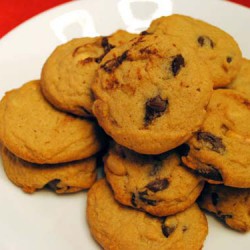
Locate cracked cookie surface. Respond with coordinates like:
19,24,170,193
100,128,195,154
41,30,137,116
147,14,242,88
92,34,212,154
0,80,104,164
104,143,204,216
1,146,96,194
87,179,208,250
182,89,250,188
198,184,250,232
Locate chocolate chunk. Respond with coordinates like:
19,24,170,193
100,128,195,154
138,190,157,206
162,223,175,238
145,95,168,125
95,56,104,64
102,37,115,54
176,144,190,156
197,131,226,154
139,197,157,206
95,37,115,63
171,54,185,76
145,178,169,192
101,50,128,73
45,179,60,191
194,162,223,181
227,57,232,63
197,36,214,48
131,193,137,207
140,31,151,35
211,192,219,206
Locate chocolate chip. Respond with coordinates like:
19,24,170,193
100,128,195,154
197,36,214,48
212,192,219,206
131,193,137,207
140,31,150,35
182,226,188,232
138,190,157,206
176,144,190,156
95,56,104,64
194,162,223,181
197,132,225,154
162,223,175,238
227,57,232,63
95,37,115,63
145,95,168,125
101,50,128,73
145,178,169,192
102,37,115,54
171,54,185,76
45,179,60,191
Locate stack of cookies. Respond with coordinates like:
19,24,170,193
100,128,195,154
87,14,250,249
0,14,250,249
0,80,104,193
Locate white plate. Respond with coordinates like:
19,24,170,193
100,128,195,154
0,0,249,249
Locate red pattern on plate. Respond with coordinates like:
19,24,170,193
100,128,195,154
0,0,249,38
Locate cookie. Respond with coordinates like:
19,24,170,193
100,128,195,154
41,30,137,116
182,89,250,188
87,179,208,250
1,146,96,194
198,184,250,232
228,58,250,98
104,143,204,216
0,80,104,164
147,14,242,88
92,34,212,154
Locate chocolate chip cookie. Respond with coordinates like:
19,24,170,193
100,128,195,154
41,30,137,116
182,89,250,188
92,34,212,154
147,14,242,88
0,80,104,164
198,184,250,232
87,179,208,250
104,143,204,216
1,146,97,194
228,58,250,98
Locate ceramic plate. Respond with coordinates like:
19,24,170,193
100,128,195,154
0,0,249,249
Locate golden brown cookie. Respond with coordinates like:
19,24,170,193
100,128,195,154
104,143,204,216
92,34,212,155
147,14,242,88
228,58,250,98
182,89,250,188
41,30,137,116
0,80,104,164
1,146,97,194
198,184,250,232
87,179,208,250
